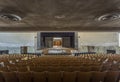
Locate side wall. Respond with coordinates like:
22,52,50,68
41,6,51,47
78,32,119,54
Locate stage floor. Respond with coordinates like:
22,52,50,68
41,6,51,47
41,47,78,55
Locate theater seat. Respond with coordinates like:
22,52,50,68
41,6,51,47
17,67,28,72
105,71,119,82
9,67,17,72
71,66,81,72
91,72,106,82
77,72,92,82
0,72,5,82
16,72,32,82
47,72,62,82
2,72,18,82
63,72,76,82
47,67,62,72
91,66,101,71
30,67,42,72
32,72,46,82
61,67,72,72
79,66,92,72
0,67,9,72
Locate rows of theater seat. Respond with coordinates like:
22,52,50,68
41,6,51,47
0,54,120,72
0,71,119,82
1,66,101,72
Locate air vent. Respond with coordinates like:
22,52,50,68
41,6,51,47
0,14,22,21
97,13,120,21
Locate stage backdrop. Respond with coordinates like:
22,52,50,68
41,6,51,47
37,32,78,49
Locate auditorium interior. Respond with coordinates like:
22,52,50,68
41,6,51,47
0,0,120,82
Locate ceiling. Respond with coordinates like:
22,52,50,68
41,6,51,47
0,0,120,31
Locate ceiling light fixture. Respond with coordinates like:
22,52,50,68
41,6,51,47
97,13,120,21
0,13,22,21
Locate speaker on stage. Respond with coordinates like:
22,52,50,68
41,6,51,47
20,46,28,54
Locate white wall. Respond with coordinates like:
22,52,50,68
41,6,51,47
118,33,120,47
0,32,119,54
0,32,37,53
78,32,119,53
78,32,118,46
0,32,37,47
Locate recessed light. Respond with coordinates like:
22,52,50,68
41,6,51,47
0,13,22,21
96,13,120,21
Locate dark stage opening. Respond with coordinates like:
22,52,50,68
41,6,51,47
39,32,75,49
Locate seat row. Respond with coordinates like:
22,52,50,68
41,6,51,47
0,71,119,82
0,66,101,72
4,64,120,72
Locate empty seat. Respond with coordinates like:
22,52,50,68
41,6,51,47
91,66,101,71
47,72,62,82
9,67,17,72
2,72,18,82
101,64,111,72
17,67,28,72
0,72,5,82
30,67,42,72
39,67,49,72
32,72,46,82
79,66,92,72
91,72,106,82
71,67,81,72
110,64,119,71
77,72,92,82
61,67,73,72
63,72,76,82
48,67,62,72
105,71,119,82
16,72,32,82
30,67,48,72
0,67,9,72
